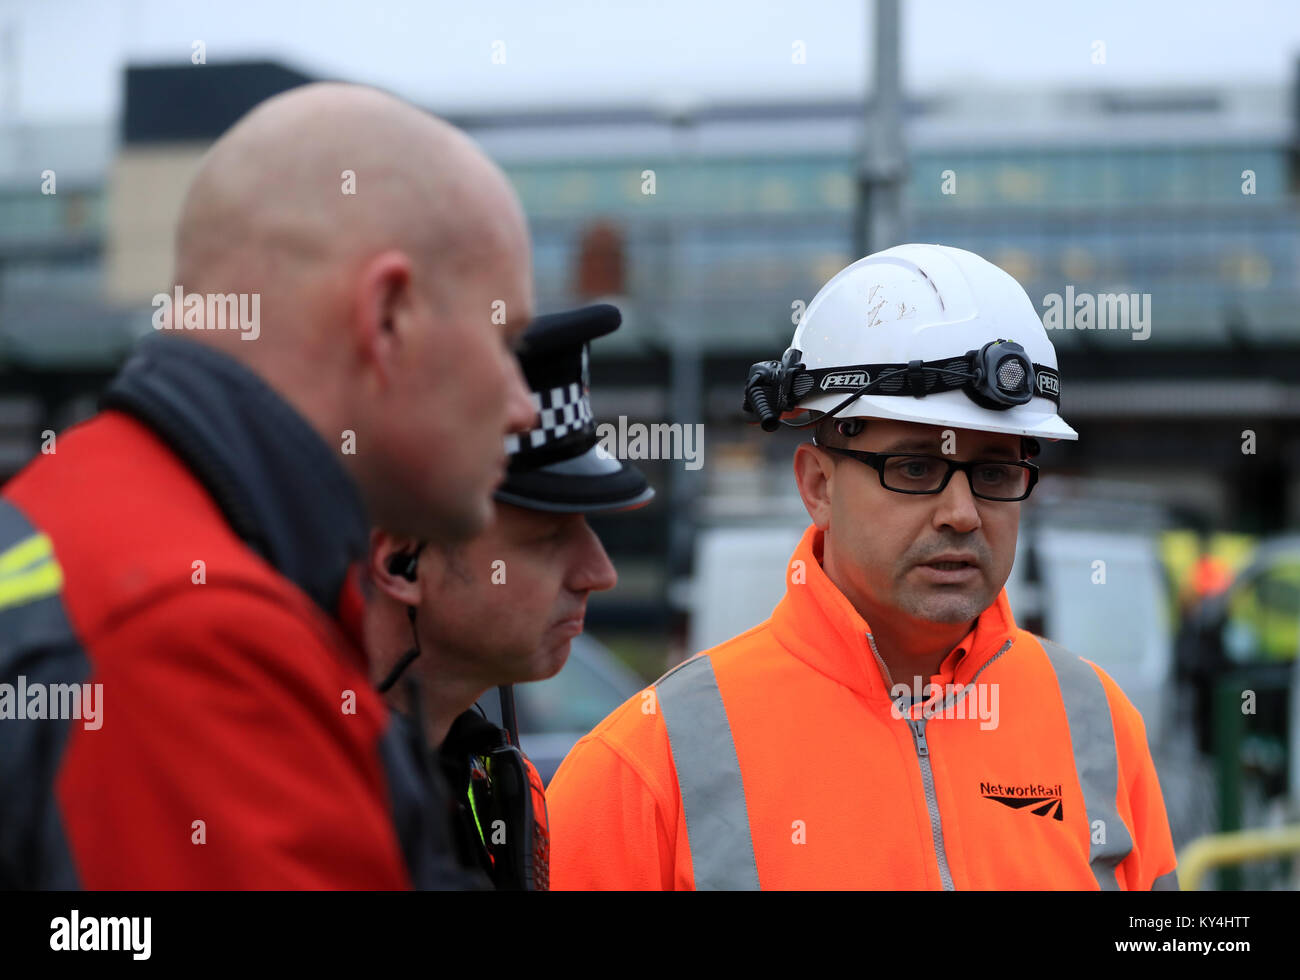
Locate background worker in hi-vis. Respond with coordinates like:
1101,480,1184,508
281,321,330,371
546,243,1179,890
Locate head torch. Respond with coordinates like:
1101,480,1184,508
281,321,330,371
742,339,1058,431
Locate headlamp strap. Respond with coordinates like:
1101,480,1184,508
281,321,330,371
906,359,926,397
797,358,1061,407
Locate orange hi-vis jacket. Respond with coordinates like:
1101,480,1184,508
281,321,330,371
548,525,1180,890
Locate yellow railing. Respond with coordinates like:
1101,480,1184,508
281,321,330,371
1177,825,1300,890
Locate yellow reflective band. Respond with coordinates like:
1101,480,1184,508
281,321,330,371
467,777,487,847
0,559,64,611
0,532,54,576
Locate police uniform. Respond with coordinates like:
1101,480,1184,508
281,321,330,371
440,303,653,889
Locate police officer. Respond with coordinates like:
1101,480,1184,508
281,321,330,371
365,304,653,889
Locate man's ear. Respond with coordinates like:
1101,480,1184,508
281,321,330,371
794,442,835,531
353,250,413,388
368,528,423,606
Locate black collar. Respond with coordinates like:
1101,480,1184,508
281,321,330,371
101,335,369,617
441,709,508,763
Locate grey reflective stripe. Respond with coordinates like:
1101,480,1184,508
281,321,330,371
655,655,760,890
1152,868,1180,891
1040,638,1134,891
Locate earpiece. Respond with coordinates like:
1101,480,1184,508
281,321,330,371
387,551,419,582
376,544,427,693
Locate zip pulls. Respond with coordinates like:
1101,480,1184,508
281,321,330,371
910,721,929,757
865,632,1015,891
866,631,954,889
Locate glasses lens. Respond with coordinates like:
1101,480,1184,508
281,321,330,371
881,455,948,492
969,461,1030,500
879,456,1031,500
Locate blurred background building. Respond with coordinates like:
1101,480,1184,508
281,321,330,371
5,59,1299,604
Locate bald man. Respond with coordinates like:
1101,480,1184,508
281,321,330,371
0,83,535,889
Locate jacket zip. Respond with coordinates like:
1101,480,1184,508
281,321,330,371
867,632,1015,892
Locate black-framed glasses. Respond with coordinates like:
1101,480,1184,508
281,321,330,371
815,442,1039,502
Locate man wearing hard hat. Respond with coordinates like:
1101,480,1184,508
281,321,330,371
546,244,1179,890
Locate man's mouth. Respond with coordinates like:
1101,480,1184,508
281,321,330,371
553,607,587,634
916,554,981,582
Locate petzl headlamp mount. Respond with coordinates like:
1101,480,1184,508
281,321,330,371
742,339,1060,430
742,347,806,431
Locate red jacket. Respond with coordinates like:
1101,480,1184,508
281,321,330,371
0,338,472,889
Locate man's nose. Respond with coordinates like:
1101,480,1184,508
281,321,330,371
932,467,982,534
568,520,618,594
502,351,536,435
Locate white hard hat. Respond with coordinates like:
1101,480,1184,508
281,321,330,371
745,243,1077,441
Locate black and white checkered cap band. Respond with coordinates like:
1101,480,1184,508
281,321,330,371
505,382,595,455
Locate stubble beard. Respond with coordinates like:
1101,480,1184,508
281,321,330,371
893,575,991,625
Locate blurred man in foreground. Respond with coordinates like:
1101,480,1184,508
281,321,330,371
0,82,535,888
365,305,652,889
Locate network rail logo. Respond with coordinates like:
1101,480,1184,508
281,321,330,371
980,781,1064,820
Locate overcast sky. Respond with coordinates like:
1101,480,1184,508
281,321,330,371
3,0,1299,121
